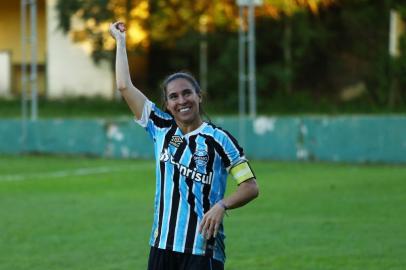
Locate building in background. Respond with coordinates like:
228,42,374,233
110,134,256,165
0,0,113,99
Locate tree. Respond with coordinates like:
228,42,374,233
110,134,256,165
55,0,240,63
258,0,335,94
56,0,149,64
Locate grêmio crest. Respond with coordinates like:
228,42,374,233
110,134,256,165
169,135,183,148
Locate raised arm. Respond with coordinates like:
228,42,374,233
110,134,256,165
109,22,147,119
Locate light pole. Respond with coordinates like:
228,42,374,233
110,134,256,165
237,0,262,119
21,0,38,122
236,0,262,146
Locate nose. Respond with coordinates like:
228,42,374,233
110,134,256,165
178,94,187,104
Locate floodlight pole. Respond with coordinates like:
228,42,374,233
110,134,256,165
237,0,261,146
238,6,246,120
21,0,38,151
21,0,28,149
30,0,38,120
238,5,247,147
247,1,256,118
21,0,38,122
237,0,260,119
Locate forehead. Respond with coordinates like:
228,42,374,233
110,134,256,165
166,78,195,95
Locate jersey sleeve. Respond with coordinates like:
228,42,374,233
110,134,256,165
134,99,173,139
216,129,256,184
216,129,246,170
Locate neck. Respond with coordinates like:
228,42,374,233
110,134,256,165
176,118,203,134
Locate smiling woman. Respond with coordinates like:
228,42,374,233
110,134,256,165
109,21,259,270
162,72,203,133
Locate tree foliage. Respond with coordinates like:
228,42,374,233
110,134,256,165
55,0,406,112
55,0,332,62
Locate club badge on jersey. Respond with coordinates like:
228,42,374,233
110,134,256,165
169,135,183,148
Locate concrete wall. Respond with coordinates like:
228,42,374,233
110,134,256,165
0,0,47,96
1,116,405,163
0,0,113,98
46,0,114,99
0,51,12,97
0,0,47,64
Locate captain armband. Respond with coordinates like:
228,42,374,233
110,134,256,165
230,162,255,185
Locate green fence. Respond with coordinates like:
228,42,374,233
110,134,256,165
1,116,405,163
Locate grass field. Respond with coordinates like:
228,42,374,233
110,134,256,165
0,155,405,270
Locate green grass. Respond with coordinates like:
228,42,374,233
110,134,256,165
0,156,405,270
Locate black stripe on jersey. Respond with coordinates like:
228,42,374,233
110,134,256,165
165,140,187,249
154,124,177,247
203,135,215,256
219,128,244,156
202,136,214,214
202,134,232,170
207,123,244,157
150,110,173,128
184,135,198,252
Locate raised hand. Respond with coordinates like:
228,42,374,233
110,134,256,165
109,22,126,43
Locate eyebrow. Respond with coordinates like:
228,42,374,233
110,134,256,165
167,88,194,95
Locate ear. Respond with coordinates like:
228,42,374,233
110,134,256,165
198,93,202,103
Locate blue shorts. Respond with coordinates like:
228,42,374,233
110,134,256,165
147,247,224,270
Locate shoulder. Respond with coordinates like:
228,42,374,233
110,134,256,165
148,101,174,128
150,102,172,120
203,122,246,170
204,122,238,142
202,122,243,154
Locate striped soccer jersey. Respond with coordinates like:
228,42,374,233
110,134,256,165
136,100,247,263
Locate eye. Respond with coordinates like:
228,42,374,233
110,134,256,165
183,89,193,96
168,94,177,100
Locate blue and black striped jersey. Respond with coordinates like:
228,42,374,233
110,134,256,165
136,100,247,263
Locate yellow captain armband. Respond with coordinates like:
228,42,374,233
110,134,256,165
230,162,255,185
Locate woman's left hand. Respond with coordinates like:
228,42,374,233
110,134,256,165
198,202,226,239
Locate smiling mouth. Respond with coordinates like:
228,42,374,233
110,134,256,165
179,107,191,113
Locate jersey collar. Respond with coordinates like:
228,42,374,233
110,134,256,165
181,122,208,139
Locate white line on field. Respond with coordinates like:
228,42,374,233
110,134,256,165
0,165,152,182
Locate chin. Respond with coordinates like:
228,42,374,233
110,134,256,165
176,114,197,124
176,117,193,124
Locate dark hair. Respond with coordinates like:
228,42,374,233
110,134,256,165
161,71,201,100
161,71,211,122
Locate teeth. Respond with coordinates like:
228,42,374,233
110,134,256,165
179,108,190,112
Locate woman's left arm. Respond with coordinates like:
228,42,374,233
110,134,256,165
199,178,259,239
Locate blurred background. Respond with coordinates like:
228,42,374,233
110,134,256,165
1,0,406,115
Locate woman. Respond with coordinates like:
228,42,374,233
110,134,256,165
109,22,259,270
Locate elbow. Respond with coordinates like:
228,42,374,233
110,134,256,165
252,184,259,199
117,84,128,92
116,79,131,92
248,179,259,200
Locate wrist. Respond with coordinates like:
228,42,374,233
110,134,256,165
116,39,126,47
218,200,229,216
218,200,228,210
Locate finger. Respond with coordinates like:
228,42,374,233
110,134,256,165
213,223,220,238
109,23,118,37
115,22,126,32
206,220,216,239
198,216,206,234
202,217,212,238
